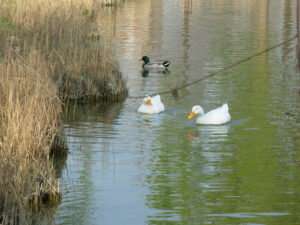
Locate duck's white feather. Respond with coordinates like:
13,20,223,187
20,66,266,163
191,104,230,125
138,95,165,114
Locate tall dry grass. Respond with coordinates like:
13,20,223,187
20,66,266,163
0,0,127,223
1,0,127,102
0,49,62,224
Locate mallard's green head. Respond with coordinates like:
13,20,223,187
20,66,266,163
140,56,150,63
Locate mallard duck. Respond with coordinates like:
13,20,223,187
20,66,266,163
188,103,231,125
138,95,165,113
140,56,170,70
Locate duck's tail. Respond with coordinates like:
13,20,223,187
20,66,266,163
222,103,229,111
163,60,170,67
152,94,162,103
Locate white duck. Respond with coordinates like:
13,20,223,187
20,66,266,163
188,103,230,125
138,95,165,114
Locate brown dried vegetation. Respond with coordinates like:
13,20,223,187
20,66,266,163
0,0,127,223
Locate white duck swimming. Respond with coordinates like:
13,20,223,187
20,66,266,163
138,95,165,114
188,103,230,125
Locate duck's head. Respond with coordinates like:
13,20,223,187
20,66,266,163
143,95,152,106
188,105,204,119
140,56,150,64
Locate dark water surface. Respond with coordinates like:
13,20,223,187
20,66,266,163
55,1,300,224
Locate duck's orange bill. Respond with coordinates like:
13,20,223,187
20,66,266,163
188,111,195,119
147,99,153,106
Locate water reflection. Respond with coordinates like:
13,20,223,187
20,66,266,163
64,102,124,124
141,69,170,77
194,124,229,136
187,124,230,146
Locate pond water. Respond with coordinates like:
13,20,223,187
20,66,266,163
55,1,300,224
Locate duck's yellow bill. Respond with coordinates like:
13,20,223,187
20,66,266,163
147,99,153,106
188,111,195,119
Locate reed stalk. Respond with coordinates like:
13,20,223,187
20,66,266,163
0,0,127,223
0,49,62,224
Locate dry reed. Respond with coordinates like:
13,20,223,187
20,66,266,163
1,0,127,102
0,49,62,224
0,0,127,223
